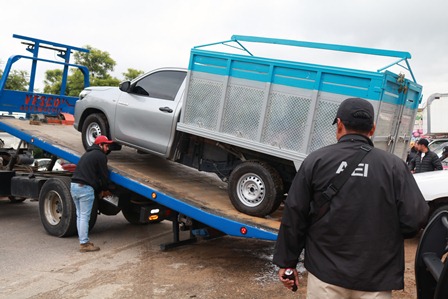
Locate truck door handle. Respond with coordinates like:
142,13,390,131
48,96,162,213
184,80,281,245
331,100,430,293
159,107,173,113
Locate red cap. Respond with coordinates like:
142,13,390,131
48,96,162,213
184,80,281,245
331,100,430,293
94,135,113,145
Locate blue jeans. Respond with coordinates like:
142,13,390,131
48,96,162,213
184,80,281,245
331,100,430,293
70,183,95,244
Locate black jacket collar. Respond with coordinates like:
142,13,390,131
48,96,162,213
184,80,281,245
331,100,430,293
338,134,374,146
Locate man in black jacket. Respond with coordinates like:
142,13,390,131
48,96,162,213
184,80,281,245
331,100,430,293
273,98,428,298
71,135,113,252
409,138,443,173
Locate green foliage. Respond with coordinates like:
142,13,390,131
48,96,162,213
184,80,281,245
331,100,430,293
41,45,119,96
2,47,145,96
41,45,144,96
73,46,116,79
91,74,120,88
0,68,29,91
67,70,89,97
123,68,144,81
43,69,63,94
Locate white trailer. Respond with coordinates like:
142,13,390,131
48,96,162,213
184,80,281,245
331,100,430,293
422,93,448,136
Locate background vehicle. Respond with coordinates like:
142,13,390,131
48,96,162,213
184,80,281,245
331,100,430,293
414,170,448,220
74,35,422,217
32,158,76,172
428,138,448,150
427,139,448,170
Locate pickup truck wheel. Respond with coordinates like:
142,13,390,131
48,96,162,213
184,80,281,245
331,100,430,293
38,178,98,237
82,113,109,150
228,161,283,217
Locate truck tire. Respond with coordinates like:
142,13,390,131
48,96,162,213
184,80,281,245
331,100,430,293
122,204,144,225
38,178,98,237
39,177,77,237
228,161,283,217
429,204,448,222
82,113,109,150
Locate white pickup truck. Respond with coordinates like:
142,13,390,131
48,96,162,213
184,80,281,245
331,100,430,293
414,171,448,220
73,35,423,217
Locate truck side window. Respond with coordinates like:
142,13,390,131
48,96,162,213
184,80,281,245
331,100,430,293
131,71,187,101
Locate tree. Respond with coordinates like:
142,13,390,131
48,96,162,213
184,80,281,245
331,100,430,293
43,45,120,96
43,69,63,94
123,68,144,81
67,70,88,97
90,73,120,88
0,68,29,91
73,46,116,80
42,46,144,96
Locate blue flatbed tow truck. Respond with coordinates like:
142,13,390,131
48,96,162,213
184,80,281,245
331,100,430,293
0,35,279,248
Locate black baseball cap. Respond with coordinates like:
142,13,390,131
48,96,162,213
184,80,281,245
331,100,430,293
332,97,374,127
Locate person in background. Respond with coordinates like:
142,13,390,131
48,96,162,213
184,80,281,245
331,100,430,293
406,141,418,165
70,135,113,252
409,138,443,173
440,146,448,162
273,97,428,298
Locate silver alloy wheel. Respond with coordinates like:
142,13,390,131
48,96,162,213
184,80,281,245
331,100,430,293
43,190,63,226
236,172,265,207
85,122,102,146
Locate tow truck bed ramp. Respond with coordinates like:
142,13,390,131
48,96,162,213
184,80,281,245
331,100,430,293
0,118,280,241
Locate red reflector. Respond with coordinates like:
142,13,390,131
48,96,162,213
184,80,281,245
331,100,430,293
240,227,248,235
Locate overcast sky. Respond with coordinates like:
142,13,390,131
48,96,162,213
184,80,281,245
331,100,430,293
1,0,446,106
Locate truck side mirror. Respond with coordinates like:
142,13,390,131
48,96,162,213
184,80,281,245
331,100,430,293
119,81,131,92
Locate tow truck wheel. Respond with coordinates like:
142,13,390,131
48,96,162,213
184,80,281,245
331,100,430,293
38,178,98,237
228,161,283,217
81,113,109,150
39,178,77,237
121,205,142,225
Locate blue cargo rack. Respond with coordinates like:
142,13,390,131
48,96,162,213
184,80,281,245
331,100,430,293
179,35,422,164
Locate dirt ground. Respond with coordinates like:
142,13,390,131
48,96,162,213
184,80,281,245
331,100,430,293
0,194,421,299
394,237,420,298
97,235,421,299
37,235,419,299
135,236,420,299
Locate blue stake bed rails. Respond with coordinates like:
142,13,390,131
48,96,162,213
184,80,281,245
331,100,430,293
179,35,422,165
